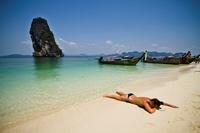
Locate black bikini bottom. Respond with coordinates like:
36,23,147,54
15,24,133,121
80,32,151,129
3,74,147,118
126,93,134,103
128,93,134,98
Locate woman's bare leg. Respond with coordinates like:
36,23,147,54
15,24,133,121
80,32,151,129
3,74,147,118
104,94,127,102
116,91,127,96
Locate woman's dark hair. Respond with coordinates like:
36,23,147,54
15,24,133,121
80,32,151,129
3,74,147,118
151,98,164,109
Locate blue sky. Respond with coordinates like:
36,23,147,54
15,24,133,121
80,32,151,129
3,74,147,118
0,0,200,55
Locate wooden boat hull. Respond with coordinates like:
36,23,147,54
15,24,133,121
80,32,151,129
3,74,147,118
143,57,181,65
181,57,196,64
99,59,139,65
142,51,198,65
143,57,195,65
99,53,144,65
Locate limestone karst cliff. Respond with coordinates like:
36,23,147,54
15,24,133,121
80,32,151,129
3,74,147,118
30,17,64,57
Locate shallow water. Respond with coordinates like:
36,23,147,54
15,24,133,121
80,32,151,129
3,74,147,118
0,57,176,129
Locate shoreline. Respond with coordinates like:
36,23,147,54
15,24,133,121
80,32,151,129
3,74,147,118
2,64,200,133
0,62,176,130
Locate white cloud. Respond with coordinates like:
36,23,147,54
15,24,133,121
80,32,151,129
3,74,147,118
58,38,68,43
56,39,60,45
151,43,159,47
104,40,130,53
111,43,127,53
149,43,171,52
159,46,170,51
68,41,76,45
21,39,32,45
58,38,79,48
105,40,113,44
56,38,132,55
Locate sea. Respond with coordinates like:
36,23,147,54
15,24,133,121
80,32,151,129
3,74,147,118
0,57,176,129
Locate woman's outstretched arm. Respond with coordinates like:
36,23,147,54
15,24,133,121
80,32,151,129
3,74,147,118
163,102,179,108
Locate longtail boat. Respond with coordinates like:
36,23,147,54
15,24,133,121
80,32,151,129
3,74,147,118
181,56,196,64
194,55,200,63
142,51,197,65
99,53,145,65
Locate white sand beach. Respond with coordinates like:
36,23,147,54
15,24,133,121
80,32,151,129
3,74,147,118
2,64,200,133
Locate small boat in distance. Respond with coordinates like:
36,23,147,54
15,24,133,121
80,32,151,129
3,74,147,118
142,51,197,65
99,53,145,65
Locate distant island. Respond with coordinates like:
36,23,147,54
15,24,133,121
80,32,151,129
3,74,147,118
0,51,188,58
120,51,185,58
0,54,32,58
104,51,187,58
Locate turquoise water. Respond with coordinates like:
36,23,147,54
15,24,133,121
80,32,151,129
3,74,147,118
0,57,176,129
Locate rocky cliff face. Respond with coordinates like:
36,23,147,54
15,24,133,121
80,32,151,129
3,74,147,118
30,17,64,57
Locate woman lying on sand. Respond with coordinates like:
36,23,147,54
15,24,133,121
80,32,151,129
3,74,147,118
104,91,178,114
